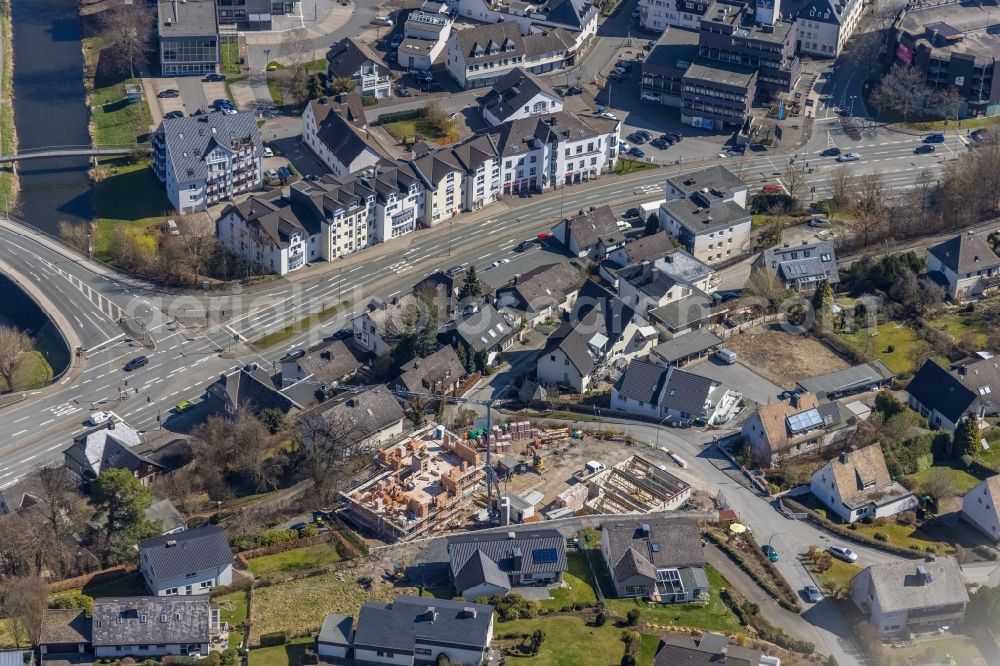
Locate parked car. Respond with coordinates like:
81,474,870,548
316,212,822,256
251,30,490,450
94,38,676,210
414,71,434,83
914,144,935,154
836,152,860,162
446,265,466,277
762,184,783,194
807,216,829,227
763,545,779,562
821,146,842,157
278,166,292,180
291,522,309,533
123,355,149,372
536,232,554,240
635,130,652,141
331,328,352,340
828,545,858,562
641,91,661,102
924,133,945,143
618,142,630,154
163,111,184,119
566,86,583,95
89,411,113,426
262,147,274,157
804,586,823,603
624,207,641,218
203,73,226,82
644,40,655,50
627,132,647,144
157,89,180,98
266,168,280,181
628,147,645,158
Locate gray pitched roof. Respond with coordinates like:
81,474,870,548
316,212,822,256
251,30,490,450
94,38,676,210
615,359,669,405
453,22,525,65
64,423,157,479
666,165,746,199
91,596,212,647
602,517,705,569
445,304,518,352
662,197,750,236
138,525,233,580
659,368,717,416
448,529,567,592
326,38,388,79
760,241,839,287
796,360,895,396
928,232,1000,274
655,633,762,666
395,345,466,393
222,194,314,248
650,329,723,365
280,338,365,385
479,68,560,124
146,499,187,535
544,309,605,376
648,291,722,332
539,0,597,29
501,262,581,314
614,234,679,266
352,595,493,652
863,557,969,613
318,614,354,646
311,386,405,438
41,609,91,645
559,205,618,251
159,111,261,185
206,366,301,414
316,108,384,166
613,547,657,582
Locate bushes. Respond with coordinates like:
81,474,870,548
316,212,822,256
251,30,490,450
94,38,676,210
488,594,540,621
974,545,999,560
873,532,889,541
719,585,814,654
703,531,800,611
50,591,95,615
259,632,287,647
626,609,640,626
377,108,423,124
782,497,924,559
231,528,299,552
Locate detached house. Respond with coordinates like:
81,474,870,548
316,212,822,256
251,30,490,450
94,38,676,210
755,241,839,292
393,345,467,395
809,444,918,523
91,596,223,658
926,232,1000,301
152,111,262,213
659,166,751,264
63,422,164,485
438,303,519,366
304,387,406,450
961,475,1000,543
448,530,568,600
495,262,581,327
478,67,564,126
601,518,708,602
906,357,1000,430
742,392,855,465
353,295,421,356
551,205,620,259
851,557,968,636
611,359,741,425
139,525,234,596
326,38,392,98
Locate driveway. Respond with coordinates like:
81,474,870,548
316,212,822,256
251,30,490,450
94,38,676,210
685,357,785,405
269,137,326,177
176,76,209,113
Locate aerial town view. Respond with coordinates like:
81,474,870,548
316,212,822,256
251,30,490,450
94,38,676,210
2,0,1000,660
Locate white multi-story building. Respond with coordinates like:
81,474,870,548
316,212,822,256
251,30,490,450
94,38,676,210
410,148,467,227
216,194,312,275
152,111,262,213
326,38,393,98
479,67,564,126
448,0,598,41
795,0,865,58
301,94,385,177
639,0,712,31
445,21,576,89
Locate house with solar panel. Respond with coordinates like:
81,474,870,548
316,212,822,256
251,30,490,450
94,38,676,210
600,517,708,603
741,391,856,465
446,530,567,601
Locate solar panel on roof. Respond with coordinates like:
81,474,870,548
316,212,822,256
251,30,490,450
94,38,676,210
787,408,823,433
532,548,558,563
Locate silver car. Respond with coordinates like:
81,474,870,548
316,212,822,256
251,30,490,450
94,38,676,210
828,545,858,562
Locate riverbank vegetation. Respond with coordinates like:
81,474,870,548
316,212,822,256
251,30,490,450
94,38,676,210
0,0,18,213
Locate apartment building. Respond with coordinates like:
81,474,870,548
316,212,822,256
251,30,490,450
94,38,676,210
640,0,713,31
410,148,467,227
478,68,564,125
301,95,386,177
152,111,262,213
445,21,576,89
795,0,864,58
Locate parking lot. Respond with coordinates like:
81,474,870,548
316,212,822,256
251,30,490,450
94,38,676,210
148,76,237,123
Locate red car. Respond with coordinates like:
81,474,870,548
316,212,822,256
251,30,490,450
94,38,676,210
537,232,554,240
762,184,783,194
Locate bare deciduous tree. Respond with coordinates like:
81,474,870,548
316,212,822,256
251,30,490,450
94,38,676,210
781,160,806,199
1,576,48,648
0,324,32,392
296,410,371,505
101,3,154,79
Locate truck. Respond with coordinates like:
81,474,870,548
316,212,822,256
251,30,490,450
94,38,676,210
715,348,737,365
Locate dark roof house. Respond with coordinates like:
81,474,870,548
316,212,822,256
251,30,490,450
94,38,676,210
394,345,467,394
91,596,217,650
601,517,708,602
139,526,234,583
448,530,567,599
326,38,388,80
654,633,763,666
352,596,493,659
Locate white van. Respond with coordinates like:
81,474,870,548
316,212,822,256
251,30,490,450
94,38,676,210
715,348,737,364
616,219,631,231
585,460,606,475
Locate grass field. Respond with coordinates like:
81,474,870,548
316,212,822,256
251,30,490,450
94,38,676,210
850,522,953,554
0,4,17,214
614,159,658,174
0,618,15,648
304,58,327,72
882,635,986,666
498,615,659,666
248,636,313,666
247,543,342,581
267,77,285,105
0,350,54,392
214,590,250,648
907,465,982,497
383,117,449,144
839,322,924,375
251,569,423,641
930,311,990,349
254,303,345,348
92,158,172,259
801,553,861,597
542,552,599,610
90,78,153,146
221,39,242,74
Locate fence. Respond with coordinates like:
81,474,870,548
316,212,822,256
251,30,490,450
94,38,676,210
48,564,136,593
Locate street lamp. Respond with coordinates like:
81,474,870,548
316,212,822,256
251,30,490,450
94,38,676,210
768,531,785,548
654,414,670,451
849,95,857,117
263,49,271,70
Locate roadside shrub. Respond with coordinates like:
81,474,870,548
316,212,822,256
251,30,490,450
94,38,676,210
925,545,937,553
900,477,918,491
847,523,858,531
626,609,640,626
899,511,918,527
259,632,287,647
201,654,221,666
908,544,921,550
814,508,826,519
873,532,889,541
300,524,319,538
961,454,974,468
873,517,889,528
974,545,999,560
595,611,607,627
488,594,539,621
220,649,238,666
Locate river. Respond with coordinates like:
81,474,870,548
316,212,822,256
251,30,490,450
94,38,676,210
10,0,93,235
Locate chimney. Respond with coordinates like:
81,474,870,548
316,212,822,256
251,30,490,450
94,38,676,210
839,450,849,464
507,531,516,540
425,606,438,621
639,523,650,537
462,606,478,619
165,539,178,548
789,391,801,407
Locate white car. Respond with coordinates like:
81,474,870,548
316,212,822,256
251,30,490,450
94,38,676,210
828,545,858,562
262,147,274,157
489,258,511,268
89,411,113,426
836,152,860,162
618,142,630,154
266,168,279,181
600,111,618,120
641,92,661,102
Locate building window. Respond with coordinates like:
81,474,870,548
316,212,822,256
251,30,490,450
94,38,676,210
625,585,646,596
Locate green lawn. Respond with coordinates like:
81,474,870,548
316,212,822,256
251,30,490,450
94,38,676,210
542,552,599,610
248,636,313,666
882,635,986,666
0,618,15,648
383,117,449,144
850,522,953,554
801,553,861,597
254,303,345,349
220,39,242,74
614,159,658,174
603,566,743,635
839,322,923,375
304,58,327,72
267,77,285,105
92,158,173,259
907,465,982,496
498,615,650,666
247,543,342,581
0,7,17,215
214,590,250,648
929,311,990,349
0,350,54,391
82,571,149,597
903,115,1000,132
91,77,153,146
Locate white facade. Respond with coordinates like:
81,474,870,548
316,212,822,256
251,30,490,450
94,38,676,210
796,0,864,58
94,643,209,659
482,89,564,126
810,463,918,523
925,250,1000,302
639,0,706,31
373,181,423,242
961,476,1000,543
140,559,233,597
300,103,382,178
216,209,307,276
658,206,752,265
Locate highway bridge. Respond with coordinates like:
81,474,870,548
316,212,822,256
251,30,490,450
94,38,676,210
0,144,151,164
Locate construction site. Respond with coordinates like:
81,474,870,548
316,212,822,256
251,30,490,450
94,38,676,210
583,455,693,514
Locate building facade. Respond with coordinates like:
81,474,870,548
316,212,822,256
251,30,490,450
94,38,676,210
158,0,219,76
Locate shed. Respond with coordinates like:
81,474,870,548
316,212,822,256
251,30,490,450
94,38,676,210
125,83,142,103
